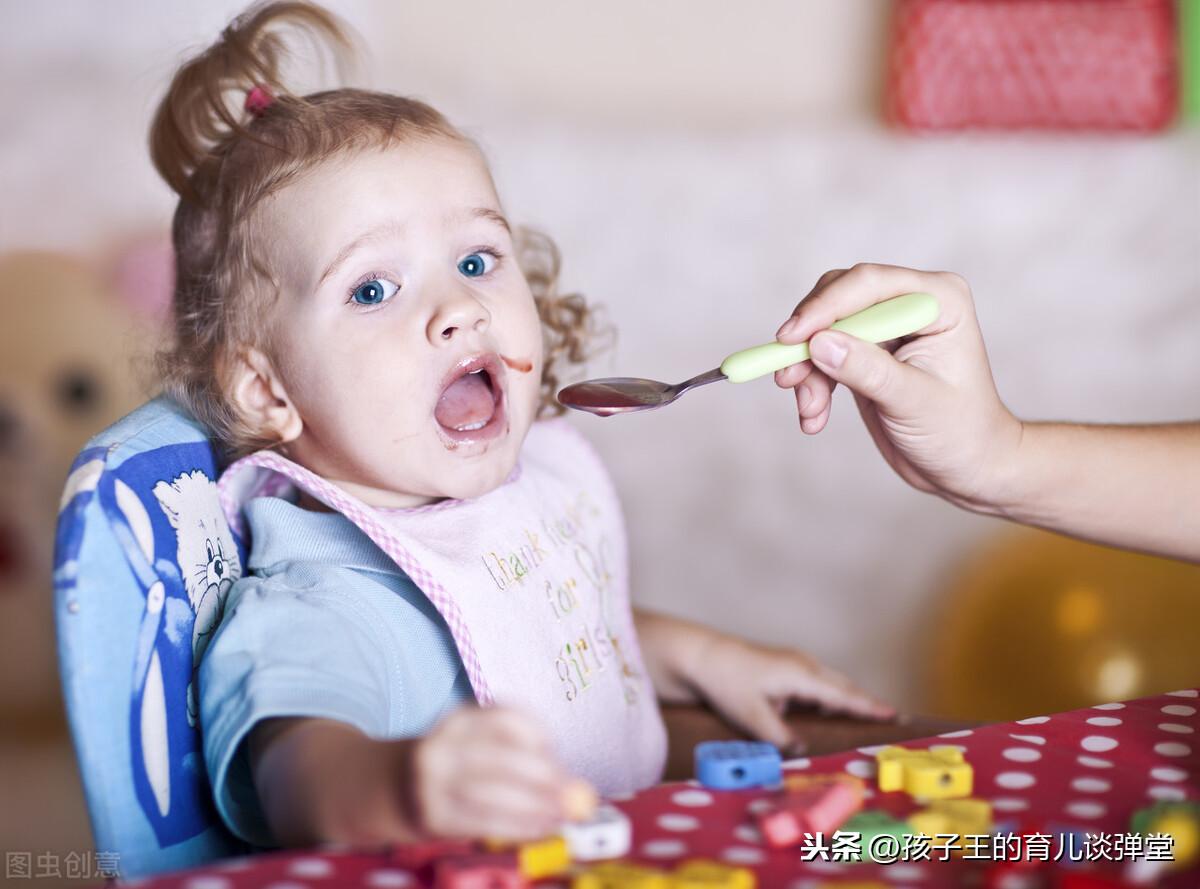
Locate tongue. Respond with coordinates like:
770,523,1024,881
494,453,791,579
435,372,495,430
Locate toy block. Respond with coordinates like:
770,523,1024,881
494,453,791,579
563,804,632,861
513,836,571,880
434,853,527,889
572,861,670,889
1131,801,1200,865
875,745,972,799
564,779,601,822
838,810,910,861
695,741,782,790
671,859,756,889
755,777,865,849
907,798,992,848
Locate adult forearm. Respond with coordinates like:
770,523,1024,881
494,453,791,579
251,717,421,847
991,421,1200,562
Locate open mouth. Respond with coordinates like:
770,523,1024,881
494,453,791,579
434,353,507,445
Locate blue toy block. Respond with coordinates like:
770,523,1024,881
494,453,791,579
694,740,782,790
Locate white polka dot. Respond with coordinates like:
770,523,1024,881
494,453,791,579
746,799,775,815
642,839,687,858
721,846,765,865
991,798,1030,812
1064,801,1106,819
1077,756,1114,769
185,878,232,889
1081,736,1119,752
783,757,811,770
1155,742,1192,757
733,825,763,844
264,883,308,889
887,864,927,880
844,759,875,779
1016,716,1051,725
1148,786,1188,801
1159,723,1195,734
1009,734,1047,746
995,772,1037,790
788,882,823,889
1150,766,1188,782
1086,716,1123,727
288,859,334,878
1071,777,1112,793
1167,690,1199,698
803,861,845,874
364,871,413,889
657,813,700,832
937,730,974,739
857,744,891,756
1002,747,1042,763
1093,702,1126,710
671,789,714,807
1162,705,1197,717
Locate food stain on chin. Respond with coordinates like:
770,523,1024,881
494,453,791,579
501,355,533,373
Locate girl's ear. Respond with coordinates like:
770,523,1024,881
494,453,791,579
229,347,303,445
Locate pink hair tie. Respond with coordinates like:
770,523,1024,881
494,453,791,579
244,85,275,117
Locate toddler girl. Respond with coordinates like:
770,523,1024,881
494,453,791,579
151,1,891,849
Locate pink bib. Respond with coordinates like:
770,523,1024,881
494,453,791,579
218,419,667,794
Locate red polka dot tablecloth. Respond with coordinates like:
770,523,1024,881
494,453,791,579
122,689,1200,889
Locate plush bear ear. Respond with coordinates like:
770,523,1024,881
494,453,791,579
109,233,174,323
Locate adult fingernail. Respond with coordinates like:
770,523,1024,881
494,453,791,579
797,383,812,412
776,318,799,340
810,333,846,369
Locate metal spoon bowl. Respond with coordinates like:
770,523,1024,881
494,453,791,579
556,292,939,417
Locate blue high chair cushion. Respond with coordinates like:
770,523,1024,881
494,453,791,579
54,396,256,878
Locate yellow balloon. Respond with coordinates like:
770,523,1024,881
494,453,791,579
924,528,1200,721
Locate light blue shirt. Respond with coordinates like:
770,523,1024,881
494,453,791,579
198,495,474,847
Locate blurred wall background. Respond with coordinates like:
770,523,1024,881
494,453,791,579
1,0,1197,874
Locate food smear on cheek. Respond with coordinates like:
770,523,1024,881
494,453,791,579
501,355,533,373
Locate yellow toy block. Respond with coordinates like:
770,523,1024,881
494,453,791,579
875,745,972,799
573,861,671,889
671,858,756,889
908,798,993,848
516,835,571,879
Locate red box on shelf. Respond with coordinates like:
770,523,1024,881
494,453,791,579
885,0,1178,131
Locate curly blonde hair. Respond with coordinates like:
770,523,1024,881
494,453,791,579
150,1,606,461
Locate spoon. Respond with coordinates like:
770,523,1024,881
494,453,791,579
557,292,938,417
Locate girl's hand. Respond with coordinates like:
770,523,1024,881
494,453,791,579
411,706,586,841
684,632,895,754
774,264,1024,515
635,610,893,755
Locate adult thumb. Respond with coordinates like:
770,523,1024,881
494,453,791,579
808,330,924,414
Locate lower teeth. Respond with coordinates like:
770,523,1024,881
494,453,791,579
454,420,487,432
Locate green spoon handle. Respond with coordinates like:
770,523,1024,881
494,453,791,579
718,292,940,384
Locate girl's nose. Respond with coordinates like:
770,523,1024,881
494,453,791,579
428,285,490,345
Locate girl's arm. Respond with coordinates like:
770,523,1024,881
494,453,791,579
248,717,419,846
246,708,578,847
995,422,1200,562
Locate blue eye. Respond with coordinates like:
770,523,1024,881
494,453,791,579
350,278,399,306
458,252,495,278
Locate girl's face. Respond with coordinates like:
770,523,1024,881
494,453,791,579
246,138,545,507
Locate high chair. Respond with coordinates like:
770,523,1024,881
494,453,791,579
53,397,254,878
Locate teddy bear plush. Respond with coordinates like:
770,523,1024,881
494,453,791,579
0,238,170,730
